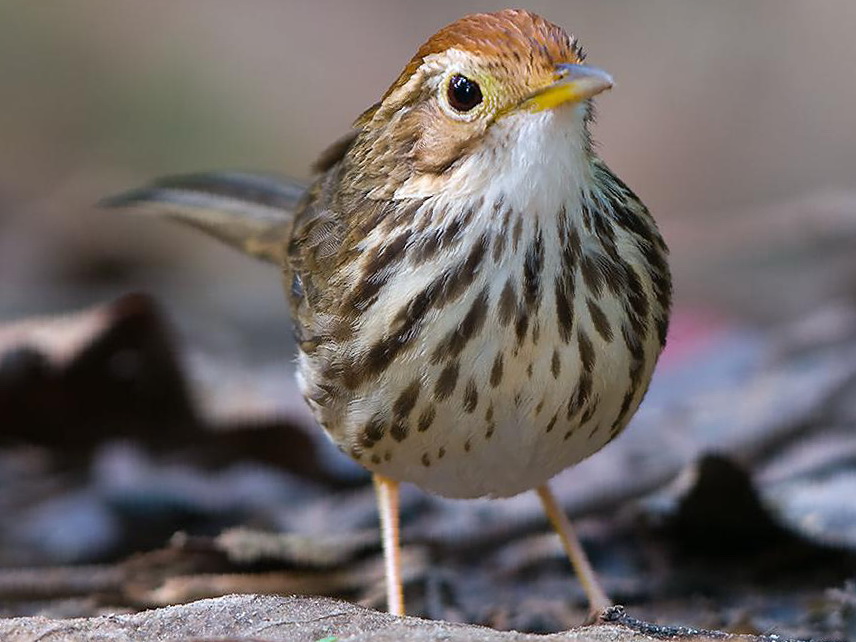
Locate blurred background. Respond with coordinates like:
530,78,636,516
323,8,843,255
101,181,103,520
2,0,856,329
2,2,856,637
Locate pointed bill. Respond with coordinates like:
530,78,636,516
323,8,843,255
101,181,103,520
522,63,614,112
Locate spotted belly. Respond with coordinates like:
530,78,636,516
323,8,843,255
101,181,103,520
295,186,668,499
301,262,659,499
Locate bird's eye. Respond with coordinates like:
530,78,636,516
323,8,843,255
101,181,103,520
447,74,483,112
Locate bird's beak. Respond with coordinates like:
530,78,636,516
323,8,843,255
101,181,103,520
522,63,614,112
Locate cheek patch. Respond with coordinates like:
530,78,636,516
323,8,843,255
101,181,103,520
411,102,485,174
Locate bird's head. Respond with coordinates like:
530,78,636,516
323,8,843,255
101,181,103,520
346,10,613,200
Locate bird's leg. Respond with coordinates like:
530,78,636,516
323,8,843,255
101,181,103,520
536,484,611,619
373,473,405,616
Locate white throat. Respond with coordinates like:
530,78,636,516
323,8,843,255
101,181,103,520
396,103,592,219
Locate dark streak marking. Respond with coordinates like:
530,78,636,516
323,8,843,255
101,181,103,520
580,396,599,424
431,287,489,362
587,298,614,342
463,378,479,413
579,374,593,407
605,185,651,240
523,226,544,312
546,411,558,433
515,310,529,346
434,361,460,400
432,234,489,309
597,255,629,297
365,229,411,275
622,324,645,362
498,279,517,326
611,388,637,435
439,214,463,248
580,199,594,231
390,419,409,442
554,275,575,343
566,372,593,420
628,360,644,390
580,254,604,297
591,204,619,260
360,415,385,448
490,353,504,387
413,230,441,262
351,229,412,309
393,380,420,418
492,230,506,263
357,235,488,385
638,240,671,313
625,266,650,321
568,225,582,261
418,406,436,432
578,330,595,373
586,423,603,441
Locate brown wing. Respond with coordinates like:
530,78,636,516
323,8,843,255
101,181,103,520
101,171,304,265
285,148,355,351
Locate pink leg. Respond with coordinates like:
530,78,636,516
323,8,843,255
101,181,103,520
373,473,404,616
536,484,612,617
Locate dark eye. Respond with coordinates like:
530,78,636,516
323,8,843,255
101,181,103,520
447,74,483,112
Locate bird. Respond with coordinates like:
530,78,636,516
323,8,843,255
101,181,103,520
103,9,672,619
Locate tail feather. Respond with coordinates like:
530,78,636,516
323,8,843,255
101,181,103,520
101,171,305,265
